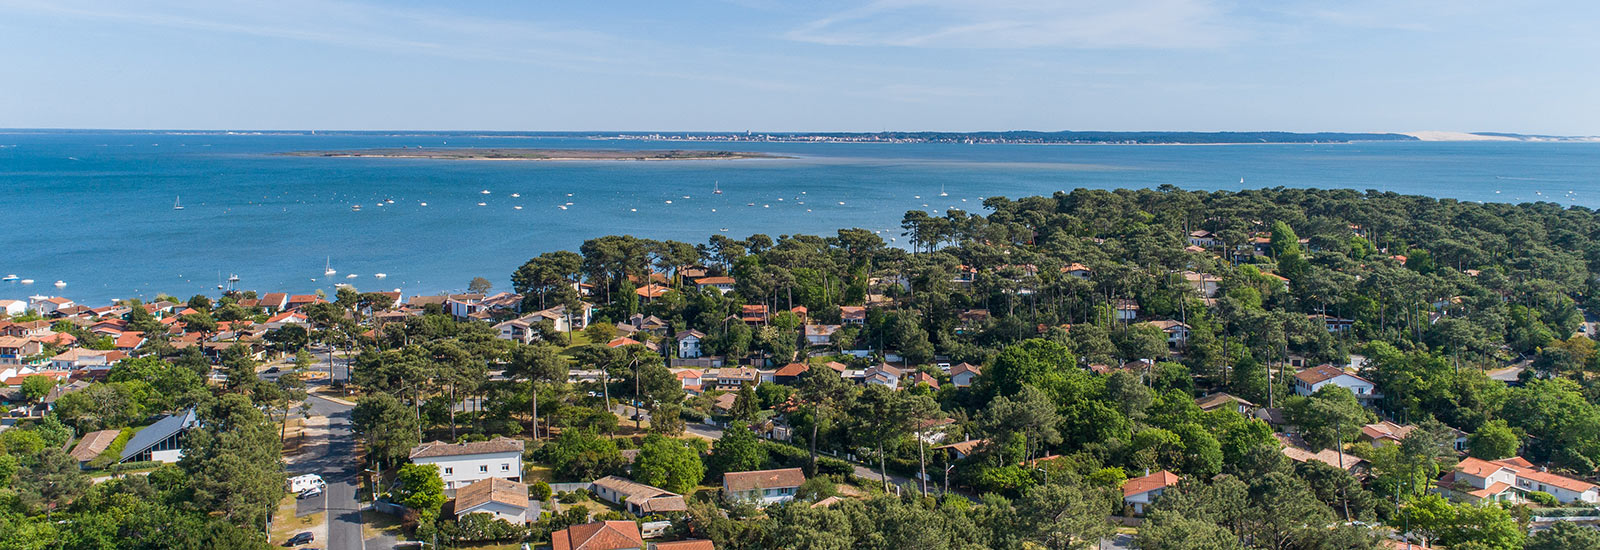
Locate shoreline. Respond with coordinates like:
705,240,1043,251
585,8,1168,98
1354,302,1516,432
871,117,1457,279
279,148,787,161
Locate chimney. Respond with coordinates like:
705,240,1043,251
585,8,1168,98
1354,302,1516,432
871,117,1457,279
1145,468,1150,477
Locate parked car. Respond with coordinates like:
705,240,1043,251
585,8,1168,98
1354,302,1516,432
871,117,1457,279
285,532,314,546
297,487,323,499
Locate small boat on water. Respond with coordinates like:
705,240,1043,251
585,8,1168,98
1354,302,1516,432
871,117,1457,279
351,205,361,211
477,202,487,206
324,258,337,276
481,190,491,195
54,280,66,288
511,193,521,198
346,274,358,279
558,205,568,210
420,202,428,206
385,198,395,204
514,206,523,210
713,181,722,194
1,274,17,282
173,196,184,210
374,273,387,279
939,184,948,197
665,200,673,204
19,279,34,285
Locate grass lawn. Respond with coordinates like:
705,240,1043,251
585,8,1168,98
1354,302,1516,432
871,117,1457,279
361,509,405,541
269,494,322,543
523,464,554,483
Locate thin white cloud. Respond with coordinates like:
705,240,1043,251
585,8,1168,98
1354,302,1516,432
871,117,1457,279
786,0,1237,49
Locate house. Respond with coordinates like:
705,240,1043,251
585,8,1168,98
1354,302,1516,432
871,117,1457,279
740,305,768,325
28,296,74,316
1061,263,1093,280
910,371,939,389
0,320,55,338
1361,421,1468,452
121,409,198,463
256,292,289,312
934,439,986,460
950,363,981,388
69,429,122,465
839,306,867,325
0,336,43,366
50,348,124,371
862,364,903,390
803,324,840,347
676,330,705,358
496,305,591,343
695,276,736,295
1279,437,1366,475
1188,230,1220,247
284,294,324,311
653,541,717,550
722,468,805,506
493,318,541,345
1439,456,1600,505
591,476,687,515
1293,364,1378,404
1146,320,1190,346
1122,470,1180,515
1308,314,1355,333
713,368,759,391
1182,272,1223,298
635,284,671,302
263,311,308,330
1113,299,1139,321
1195,392,1256,415
951,265,978,284
454,477,530,524
408,437,525,489
773,363,809,385
674,369,704,389
0,300,26,316
551,520,646,550
112,331,146,352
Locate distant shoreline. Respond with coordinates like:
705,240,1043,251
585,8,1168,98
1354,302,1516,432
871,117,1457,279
279,148,785,161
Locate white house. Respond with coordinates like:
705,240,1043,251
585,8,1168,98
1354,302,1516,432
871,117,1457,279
1293,364,1379,404
454,478,530,524
591,476,687,515
862,364,902,390
263,311,308,330
1147,320,1190,346
120,409,197,463
409,438,525,490
676,330,705,358
1122,470,1180,515
723,468,805,507
1188,230,1221,247
0,300,26,317
1441,456,1600,505
28,296,74,316
1114,299,1140,322
695,276,736,294
950,363,981,388
51,348,123,371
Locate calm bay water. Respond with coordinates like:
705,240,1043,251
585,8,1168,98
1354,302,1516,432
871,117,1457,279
2,131,1598,305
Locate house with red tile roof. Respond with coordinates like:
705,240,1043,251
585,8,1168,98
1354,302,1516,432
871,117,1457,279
839,306,867,325
773,363,809,384
1293,364,1378,404
695,276,736,294
950,363,981,388
723,468,805,507
1438,456,1598,505
740,305,768,325
1122,470,1180,515
551,520,644,550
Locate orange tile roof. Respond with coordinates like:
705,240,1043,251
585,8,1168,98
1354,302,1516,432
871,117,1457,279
774,363,809,377
1122,470,1180,498
551,520,645,550
1294,364,1365,386
696,276,736,285
723,468,805,493
654,541,716,550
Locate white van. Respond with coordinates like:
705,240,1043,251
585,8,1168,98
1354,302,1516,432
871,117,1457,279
288,474,326,494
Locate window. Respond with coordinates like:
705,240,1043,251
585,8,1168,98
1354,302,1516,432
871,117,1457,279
479,465,488,473
443,467,453,475
501,463,510,471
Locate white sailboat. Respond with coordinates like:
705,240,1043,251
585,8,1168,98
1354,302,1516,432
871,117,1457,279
713,181,723,194
324,258,337,276
939,184,948,197
173,196,184,210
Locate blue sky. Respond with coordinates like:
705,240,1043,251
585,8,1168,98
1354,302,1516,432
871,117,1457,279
1,0,1596,133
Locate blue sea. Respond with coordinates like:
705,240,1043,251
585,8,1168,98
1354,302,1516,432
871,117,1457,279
2,131,1597,306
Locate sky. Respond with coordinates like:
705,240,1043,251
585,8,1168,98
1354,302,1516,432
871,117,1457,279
1,0,1596,134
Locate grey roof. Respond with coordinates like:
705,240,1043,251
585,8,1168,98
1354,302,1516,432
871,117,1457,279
121,409,197,461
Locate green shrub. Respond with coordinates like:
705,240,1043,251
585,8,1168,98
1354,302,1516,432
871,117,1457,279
532,481,553,501
1527,491,1560,506
816,457,855,478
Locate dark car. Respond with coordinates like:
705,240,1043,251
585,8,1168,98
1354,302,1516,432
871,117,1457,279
265,366,280,374
285,532,314,546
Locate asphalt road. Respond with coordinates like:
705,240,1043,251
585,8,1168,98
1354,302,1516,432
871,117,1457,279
295,395,363,550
